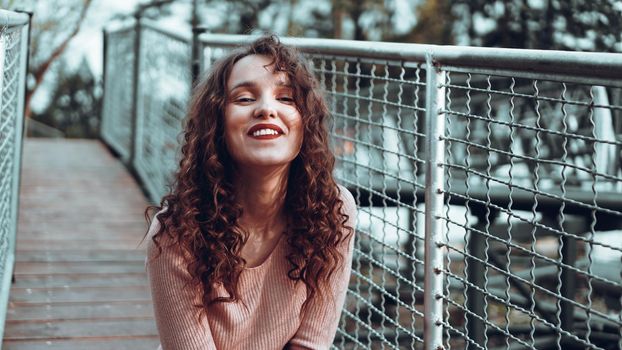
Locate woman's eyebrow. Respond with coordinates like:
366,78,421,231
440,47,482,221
229,80,292,93
229,81,256,92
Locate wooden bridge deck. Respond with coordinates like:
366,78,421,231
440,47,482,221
2,139,159,350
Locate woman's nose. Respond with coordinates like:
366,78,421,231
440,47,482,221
253,98,277,119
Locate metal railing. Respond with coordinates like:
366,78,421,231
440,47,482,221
101,24,135,163
102,20,622,349
0,9,29,341
102,18,191,201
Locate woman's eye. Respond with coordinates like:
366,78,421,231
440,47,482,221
235,97,254,103
278,96,294,103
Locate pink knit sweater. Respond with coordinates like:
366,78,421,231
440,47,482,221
146,186,356,350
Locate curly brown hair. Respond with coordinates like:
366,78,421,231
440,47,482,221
146,34,353,313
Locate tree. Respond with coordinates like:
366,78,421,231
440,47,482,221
4,0,94,118
31,57,101,138
165,0,402,40
0,0,17,8
397,0,455,44
451,0,622,51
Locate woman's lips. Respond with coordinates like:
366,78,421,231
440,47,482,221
249,132,281,140
247,124,284,140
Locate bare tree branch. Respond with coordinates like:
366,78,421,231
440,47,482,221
25,0,93,118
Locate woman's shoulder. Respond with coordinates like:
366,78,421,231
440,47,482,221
145,207,168,243
144,207,182,263
336,184,357,233
336,184,356,216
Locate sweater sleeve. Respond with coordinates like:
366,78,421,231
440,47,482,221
146,214,218,350
286,185,357,350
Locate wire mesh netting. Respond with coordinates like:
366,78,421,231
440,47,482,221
101,26,622,349
103,21,192,203
102,27,135,162
132,23,191,203
0,23,22,299
311,55,428,349
441,71,622,350
0,10,29,338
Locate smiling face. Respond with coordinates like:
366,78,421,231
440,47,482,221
224,54,303,170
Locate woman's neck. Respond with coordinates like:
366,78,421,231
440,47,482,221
233,165,289,240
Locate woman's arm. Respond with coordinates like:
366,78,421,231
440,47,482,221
146,215,218,350
286,185,357,350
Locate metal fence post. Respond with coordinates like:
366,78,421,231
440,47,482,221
100,28,108,144
129,12,142,169
0,11,30,341
423,53,446,350
191,26,207,86
10,9,30,280
190,0,205,85
465,209,489,349
12,9,32,265
560,233,577,337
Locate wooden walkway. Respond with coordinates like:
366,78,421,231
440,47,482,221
2,139,160,349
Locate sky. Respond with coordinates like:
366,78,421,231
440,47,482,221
31,0,419,112
67,0,141,76
60,0,420,76
30,0,141,112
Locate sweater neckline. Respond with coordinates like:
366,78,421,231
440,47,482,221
243,233,285,271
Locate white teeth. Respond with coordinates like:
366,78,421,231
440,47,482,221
252,129,279,137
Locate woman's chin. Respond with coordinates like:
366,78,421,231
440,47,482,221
233,153,298,169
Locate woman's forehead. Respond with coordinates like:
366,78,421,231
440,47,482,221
227,54,290,89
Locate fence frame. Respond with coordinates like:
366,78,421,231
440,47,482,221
101,25,622,349
0,8,30,342
197,34,622,88
423,52,447,350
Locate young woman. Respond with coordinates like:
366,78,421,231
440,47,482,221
145,35,357,350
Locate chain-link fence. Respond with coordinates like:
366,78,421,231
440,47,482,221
440,70,621,350
103,19,191,202
0,9,29,340
102,23,622,349
101,24,135,163
132,20,191,202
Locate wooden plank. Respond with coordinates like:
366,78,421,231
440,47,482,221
19,217,146,228
15,250,146,263
6,302,154,321
12,274,148,288
6,139,159,345
9,285,151,304
16,240,145,251
3,319,158,339
14,261,146,275
18,189,146,200
16,221,148,234
17,234,146,242
17,211,148,224
3,337,161,350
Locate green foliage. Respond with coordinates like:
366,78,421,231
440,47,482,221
331,0,393,40
451,0,622,51
386,0,622,51
190,0,397,40
1,0,15,9
30,58,102,138
397,0,455,44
